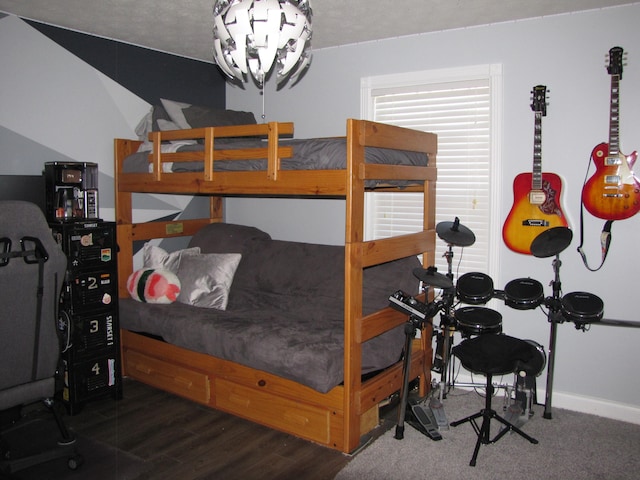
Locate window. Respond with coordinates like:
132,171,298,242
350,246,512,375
361,65,502,278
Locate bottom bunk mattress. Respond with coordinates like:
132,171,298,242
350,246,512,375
119,223,422,393
120,296,406,394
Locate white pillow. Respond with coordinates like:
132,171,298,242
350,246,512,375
176,253,241,310
160,98,192,130
156,118,181,131
142,243,201,273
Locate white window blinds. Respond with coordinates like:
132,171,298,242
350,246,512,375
362,66,501,277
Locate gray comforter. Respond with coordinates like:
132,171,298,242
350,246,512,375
122,137,428,174
119,223,422,393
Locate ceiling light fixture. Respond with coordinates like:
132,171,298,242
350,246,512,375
212,0,313,88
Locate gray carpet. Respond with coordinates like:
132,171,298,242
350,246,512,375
336,389,640,480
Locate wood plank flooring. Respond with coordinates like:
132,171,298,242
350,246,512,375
66,378,388,480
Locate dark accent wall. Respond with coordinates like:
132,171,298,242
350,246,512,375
0,175,46,214
27,21,226,108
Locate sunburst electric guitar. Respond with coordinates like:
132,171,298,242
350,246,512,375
582,46,640,220
503,85,568,255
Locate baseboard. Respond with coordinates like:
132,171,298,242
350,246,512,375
551,391,640,425
445,372,640,425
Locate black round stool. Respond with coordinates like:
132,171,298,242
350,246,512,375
450,334,540,466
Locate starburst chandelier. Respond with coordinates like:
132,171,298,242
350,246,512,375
212,0,313,87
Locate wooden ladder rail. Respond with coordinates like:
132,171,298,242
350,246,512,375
342,119,437,452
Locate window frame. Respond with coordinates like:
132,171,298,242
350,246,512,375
360,64,503,281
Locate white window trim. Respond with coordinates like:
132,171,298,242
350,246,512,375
360,64,503,280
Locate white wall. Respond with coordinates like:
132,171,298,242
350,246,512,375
226,4,640,422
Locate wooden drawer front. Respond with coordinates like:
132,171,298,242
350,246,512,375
215,379,332,445
125,350,210,404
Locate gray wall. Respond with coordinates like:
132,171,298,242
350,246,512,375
226,4,640,422
0,14,224,225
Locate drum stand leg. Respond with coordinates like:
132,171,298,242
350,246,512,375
396,313,443,441
544,253,564,420
543,316,560,419
429,313,455,429
395,315,421,440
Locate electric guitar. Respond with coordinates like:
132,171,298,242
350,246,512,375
503,85,568,255
582,46,640,220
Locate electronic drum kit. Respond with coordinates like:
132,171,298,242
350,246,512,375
393,217,609,440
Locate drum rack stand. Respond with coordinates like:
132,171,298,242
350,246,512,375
428,244,518,430
542,251,564,419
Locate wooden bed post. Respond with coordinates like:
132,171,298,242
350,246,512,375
114,139,140,298
209,196,224,222
344,119,366,452
420,145,437,397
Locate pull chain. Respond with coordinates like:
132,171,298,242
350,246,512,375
261,83,266,122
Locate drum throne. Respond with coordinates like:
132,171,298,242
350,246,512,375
450,334,543,466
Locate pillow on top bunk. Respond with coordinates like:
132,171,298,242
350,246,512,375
175,253,242,310
134,99,258,153
137,102,176,132
161,98,257,129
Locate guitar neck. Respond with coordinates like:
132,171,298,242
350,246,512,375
609,74,620,155
532,111,543,189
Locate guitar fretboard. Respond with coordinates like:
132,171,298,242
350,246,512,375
532,111,543,189
609,75,620,156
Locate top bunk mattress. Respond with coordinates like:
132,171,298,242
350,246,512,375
122,137,429,174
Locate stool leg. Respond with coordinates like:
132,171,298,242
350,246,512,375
452,373,538,466
491,414,539,445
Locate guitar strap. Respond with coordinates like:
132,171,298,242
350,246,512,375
577,201,613,272
577,148,614,272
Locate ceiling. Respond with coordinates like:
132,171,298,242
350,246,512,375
0,0,632,62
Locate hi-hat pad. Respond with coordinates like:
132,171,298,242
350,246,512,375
530,227,573,258
413,267,454,289
436,217,476,247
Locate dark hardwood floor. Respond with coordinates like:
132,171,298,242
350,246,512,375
65,378,394,480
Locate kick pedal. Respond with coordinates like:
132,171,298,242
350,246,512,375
429,397,449,430
408,399,442,441
501,403,526,432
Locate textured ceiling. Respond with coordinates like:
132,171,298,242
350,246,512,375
0,0,632,62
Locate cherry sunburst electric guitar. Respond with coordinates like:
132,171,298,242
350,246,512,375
582,46,640,220
503,85,568,255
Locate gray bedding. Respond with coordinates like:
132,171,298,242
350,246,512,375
122,137,428,174
119,223,422,393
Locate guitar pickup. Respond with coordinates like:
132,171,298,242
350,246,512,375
605,175,621,184
522,219,549,226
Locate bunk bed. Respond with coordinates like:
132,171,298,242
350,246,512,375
114,117,438,453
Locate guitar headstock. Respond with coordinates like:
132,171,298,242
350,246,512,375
607,46,625,79
530,85,547,116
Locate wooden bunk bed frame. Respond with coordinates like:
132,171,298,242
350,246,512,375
114,119,437,453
